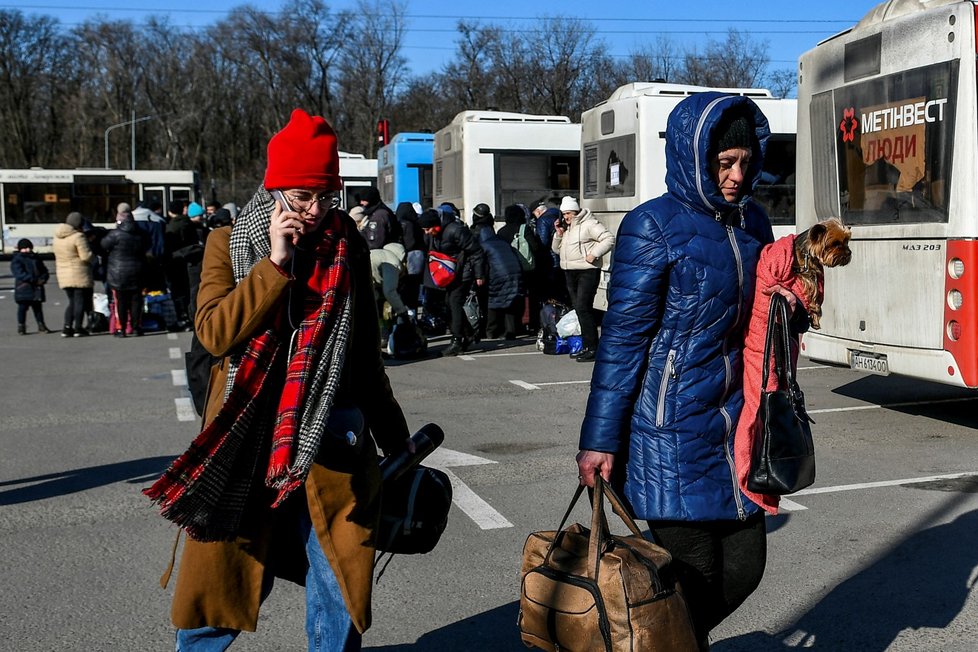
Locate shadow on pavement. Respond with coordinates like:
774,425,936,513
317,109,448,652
365,601,523,651
716,494,978,650
0,455,173,505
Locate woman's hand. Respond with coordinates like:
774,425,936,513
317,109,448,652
585,254,596,265
554,218,565,236
761,284,798,315
576,450,614,488
269,200,305,267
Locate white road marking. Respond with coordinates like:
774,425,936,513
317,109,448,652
174,397,196,422
469,351,542,358
171,369,187,387
167,333,179,340
169,347,182,359
797,365,829,371
509,379,590,390
440,467,513,530
425,447,512,530
778,498,809,512
458,355,476,361
792,471,978,497
426,447,498,468
809,395,978,414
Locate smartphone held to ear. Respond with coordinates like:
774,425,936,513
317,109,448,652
270,190,293,212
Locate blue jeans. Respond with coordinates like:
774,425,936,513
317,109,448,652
175,509,361,652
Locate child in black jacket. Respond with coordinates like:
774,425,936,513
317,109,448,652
10,238,51,334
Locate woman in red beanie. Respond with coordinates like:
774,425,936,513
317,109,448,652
147,109,412,651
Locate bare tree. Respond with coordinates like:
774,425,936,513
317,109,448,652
335,0,409,156
0,11,74,166
767,68,797,99
680,29,771,88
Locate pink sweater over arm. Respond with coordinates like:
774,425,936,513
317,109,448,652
734,235,816,514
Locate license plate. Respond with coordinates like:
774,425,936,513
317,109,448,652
850,352,889,375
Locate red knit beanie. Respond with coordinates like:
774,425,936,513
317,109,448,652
263,108,341,191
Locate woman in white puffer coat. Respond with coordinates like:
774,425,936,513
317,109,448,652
551,196,614,361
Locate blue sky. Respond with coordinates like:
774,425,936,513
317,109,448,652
11,0,884,78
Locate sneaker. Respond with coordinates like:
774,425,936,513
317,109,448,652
61,327,73,338
73,329,89,338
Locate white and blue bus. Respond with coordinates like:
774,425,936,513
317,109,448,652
0,168,199,253
338,151,378,211
377,133,434,209
580,82,798,310
432,111,581,223
796,0,978,388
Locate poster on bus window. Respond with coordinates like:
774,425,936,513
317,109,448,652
833,61,956,225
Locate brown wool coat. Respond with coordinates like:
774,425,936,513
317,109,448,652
167,224,409,634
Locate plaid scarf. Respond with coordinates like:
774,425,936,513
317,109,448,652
144,187,353,541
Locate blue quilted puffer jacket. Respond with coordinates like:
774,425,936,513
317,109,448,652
580,93,775,522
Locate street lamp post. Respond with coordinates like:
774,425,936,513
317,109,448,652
103,114,155,169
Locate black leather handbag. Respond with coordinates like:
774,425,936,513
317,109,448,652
747,293,816,495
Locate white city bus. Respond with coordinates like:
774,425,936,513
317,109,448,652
795,0,978,388
0,168,198,253
581,82,798,310
433,110,581,223
338,152,378,211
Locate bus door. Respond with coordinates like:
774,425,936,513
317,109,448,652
408,163,433,209
811,59,957,350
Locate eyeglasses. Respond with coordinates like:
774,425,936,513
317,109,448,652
284,191,338,213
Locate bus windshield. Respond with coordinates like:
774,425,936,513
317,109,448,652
829,61,957,225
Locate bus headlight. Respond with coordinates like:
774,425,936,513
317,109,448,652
948,289,964,310
948,258,965,279
947,320,962,341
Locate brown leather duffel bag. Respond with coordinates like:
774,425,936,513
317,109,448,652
518,476,699,651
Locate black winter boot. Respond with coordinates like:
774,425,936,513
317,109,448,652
17,323,26,335
442,338,464,357
37,322,52,333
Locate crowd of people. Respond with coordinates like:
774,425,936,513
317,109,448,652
349,186,615,359
31,198,238,338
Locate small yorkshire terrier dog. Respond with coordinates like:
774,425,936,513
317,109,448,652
793,217,852,330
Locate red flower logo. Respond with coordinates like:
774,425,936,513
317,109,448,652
839,108,858,143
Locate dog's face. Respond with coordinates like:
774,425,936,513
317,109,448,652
806,218,852,268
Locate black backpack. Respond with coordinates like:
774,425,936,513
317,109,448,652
185,333,218,416
376,464,452,555
388,318,428,359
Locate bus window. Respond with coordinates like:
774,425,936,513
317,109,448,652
4,183,71,223
826,61,957,225
581,134,636,199
753,134,796,227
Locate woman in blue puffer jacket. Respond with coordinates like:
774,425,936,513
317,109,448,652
576,93,787,649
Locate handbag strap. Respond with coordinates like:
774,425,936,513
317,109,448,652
586,476,647,580
761,293,792,392
542,484,587,566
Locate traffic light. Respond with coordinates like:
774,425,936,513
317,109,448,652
376,119,390,146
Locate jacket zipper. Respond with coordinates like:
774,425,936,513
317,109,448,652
720,223,746,520
529,566,613,651
655,349,677,427
693,96,731,212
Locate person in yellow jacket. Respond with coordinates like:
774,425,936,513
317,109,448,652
146,109,412,651
551,196,615,361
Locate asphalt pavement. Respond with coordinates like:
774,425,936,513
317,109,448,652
2,274,978,651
